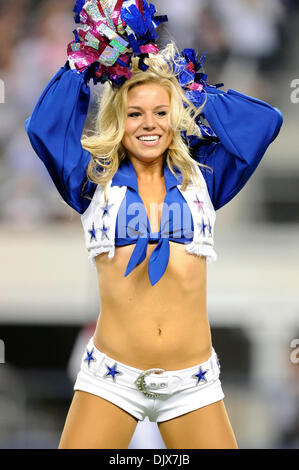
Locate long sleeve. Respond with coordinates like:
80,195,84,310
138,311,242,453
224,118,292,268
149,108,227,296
25,63,97,214
193,87,283,210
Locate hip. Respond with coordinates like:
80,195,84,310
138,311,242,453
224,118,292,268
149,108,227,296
73,335,223,423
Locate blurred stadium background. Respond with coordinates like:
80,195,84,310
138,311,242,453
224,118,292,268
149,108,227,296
0,0,298,449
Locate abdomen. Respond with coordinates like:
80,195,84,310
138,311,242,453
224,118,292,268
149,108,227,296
93,241,212,370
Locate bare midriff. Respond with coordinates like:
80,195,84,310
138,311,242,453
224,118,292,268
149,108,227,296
93,241,212,371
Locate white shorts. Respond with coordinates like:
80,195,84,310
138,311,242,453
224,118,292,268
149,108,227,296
73,337,225,423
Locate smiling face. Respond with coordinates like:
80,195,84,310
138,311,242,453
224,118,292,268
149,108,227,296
121,82,174,164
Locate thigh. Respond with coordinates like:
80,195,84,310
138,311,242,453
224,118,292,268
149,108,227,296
158,400,238,449
58,391,139,449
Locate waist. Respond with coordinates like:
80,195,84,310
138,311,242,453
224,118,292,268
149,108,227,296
93,303,212,370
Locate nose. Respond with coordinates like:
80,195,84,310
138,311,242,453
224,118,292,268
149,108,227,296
142,112,156,130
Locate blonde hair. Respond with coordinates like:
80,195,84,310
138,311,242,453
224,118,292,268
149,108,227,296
81,42,210,199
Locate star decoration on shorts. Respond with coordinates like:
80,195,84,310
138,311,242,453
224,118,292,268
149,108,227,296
100,224,109,240
84,348,97,368
88,222,97,242
207,220,213,237
192,367,209,385
198,218,207,236
103,363,123,382
102,201,114,218
193,195,204,212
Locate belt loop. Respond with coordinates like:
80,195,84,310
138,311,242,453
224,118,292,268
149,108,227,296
85,339,107,374
95,351,109,376
211,349,219,378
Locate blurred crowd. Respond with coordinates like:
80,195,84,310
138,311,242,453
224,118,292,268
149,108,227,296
0,0,297,228
0,0,75,227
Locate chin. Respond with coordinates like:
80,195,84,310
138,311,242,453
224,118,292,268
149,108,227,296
135,152,166,162
125,147,168,162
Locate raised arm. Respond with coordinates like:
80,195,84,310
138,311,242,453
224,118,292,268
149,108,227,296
193,87,283,210
25,63,97,214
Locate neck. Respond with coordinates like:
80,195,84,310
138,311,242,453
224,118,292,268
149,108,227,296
128,155,165,183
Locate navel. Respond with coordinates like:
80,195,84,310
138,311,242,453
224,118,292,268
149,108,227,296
158,328,162,336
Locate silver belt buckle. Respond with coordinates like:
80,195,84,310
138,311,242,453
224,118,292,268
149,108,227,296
135,368,166,398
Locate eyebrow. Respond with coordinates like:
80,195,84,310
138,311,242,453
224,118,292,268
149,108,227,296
128,105,169,110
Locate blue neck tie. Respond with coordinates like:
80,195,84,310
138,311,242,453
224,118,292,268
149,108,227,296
124,231,170,286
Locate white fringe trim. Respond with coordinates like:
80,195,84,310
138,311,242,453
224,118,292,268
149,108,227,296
88,246,114,268
87,242,217,268
185,242,217,264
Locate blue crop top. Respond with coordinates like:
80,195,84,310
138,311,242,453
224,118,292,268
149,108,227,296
112,155,194,281
25,64,283,285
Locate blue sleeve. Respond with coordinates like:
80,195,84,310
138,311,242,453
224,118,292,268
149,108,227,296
25,64,97,214
193,87,283,210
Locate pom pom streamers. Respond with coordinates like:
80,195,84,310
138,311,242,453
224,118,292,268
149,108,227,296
67,0,167,87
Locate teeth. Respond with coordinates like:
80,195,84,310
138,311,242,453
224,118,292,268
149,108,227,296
138,136,160,142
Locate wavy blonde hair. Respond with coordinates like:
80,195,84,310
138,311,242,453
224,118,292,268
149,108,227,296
81,42,210,200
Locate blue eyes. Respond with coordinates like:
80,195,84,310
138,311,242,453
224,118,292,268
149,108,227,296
128,111,168,118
